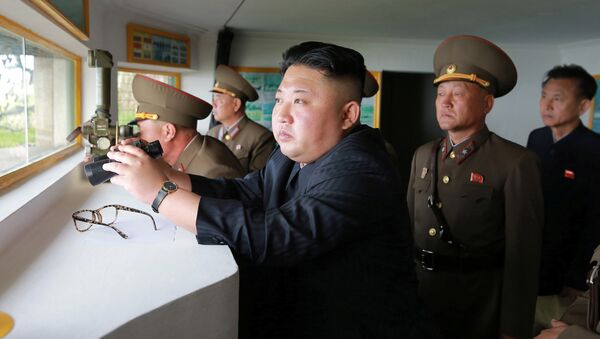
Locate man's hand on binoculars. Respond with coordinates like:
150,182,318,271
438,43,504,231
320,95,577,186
104,144,168,205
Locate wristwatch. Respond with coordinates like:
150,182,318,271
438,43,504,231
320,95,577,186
151,181,178,213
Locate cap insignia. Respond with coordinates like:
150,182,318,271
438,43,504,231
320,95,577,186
446,64,457,74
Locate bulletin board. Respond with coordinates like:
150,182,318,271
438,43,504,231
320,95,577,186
127,23,190,68
234,67,381,130
235,67,281,130
589,74,600,134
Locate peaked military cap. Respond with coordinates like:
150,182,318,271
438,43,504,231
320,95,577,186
211,65,259,102
130,75,212,128
363,71,379,97
433,35,517,98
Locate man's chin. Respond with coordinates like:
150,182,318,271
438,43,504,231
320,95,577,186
279,145,299,160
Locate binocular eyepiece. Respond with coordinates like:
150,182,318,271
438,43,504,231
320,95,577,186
84,140,163,186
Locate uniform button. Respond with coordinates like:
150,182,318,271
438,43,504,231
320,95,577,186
442,175,450,184
428,228,437,237
449,151,456,159
436,202,443,208
225,134,231,140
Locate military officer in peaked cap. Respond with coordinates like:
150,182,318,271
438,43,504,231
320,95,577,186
130,74,244,178
207,65,276,174
407,35,544,339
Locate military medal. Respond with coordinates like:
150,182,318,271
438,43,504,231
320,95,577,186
564,169,575,180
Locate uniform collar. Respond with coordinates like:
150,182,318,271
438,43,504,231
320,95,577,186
219,115,247,141
440,126,491,164
174,134,203,173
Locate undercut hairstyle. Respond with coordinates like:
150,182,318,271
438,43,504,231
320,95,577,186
280,41,366,101
543,64,597,100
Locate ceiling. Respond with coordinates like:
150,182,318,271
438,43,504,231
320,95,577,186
111,0,600,45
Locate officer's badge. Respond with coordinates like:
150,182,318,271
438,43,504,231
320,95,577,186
446,64,456,74
564,169,575,180
470,172,484,184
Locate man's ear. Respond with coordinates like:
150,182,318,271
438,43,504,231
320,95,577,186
484,95,495,115
341,101,361,130
233,97,243,112
162,123,177,142
578,98,591,116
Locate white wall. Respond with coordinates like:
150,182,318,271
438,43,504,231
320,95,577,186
230,32,562,145
558,38,600,125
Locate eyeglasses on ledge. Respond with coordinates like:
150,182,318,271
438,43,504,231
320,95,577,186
72,204,157,239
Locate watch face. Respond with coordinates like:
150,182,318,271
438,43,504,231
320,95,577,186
163,181,177,192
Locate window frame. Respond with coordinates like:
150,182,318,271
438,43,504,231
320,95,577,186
0,14,82,191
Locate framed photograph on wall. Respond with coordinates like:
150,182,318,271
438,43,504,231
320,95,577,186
26,0,89,41
588,74,600,134
127,23,190,68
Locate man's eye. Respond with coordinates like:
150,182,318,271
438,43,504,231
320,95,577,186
294,99,304,104
275,98,282,104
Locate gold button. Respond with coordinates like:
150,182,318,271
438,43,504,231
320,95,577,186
225,134,231,140
436,202,443,209
442,176,450,184
428,228,437,237
449,151,456,159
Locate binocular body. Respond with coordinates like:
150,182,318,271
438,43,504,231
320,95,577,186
84,140,163,186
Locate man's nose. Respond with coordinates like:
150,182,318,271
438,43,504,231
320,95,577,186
275,101,292,123
540,98,552,111
438,94,452,107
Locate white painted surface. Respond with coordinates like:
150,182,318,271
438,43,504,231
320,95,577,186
0,168,238,339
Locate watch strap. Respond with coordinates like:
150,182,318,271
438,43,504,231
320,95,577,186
151,187,168,213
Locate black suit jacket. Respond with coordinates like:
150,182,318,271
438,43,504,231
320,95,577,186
190,125,432,338
527,122,600,294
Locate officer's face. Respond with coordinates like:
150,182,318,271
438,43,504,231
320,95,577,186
138,119,163,143
273,64,358,163
211,93,237,124
540,78,589,131
435,81,493,141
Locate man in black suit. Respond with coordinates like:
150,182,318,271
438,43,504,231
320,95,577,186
528,64,600,331
105,41,433,338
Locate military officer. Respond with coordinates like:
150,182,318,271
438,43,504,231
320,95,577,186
207,65,276,173
407,35,544,339
130,74,244,179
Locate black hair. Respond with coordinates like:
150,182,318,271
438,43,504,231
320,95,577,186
543,64,597,100
280,41,366,99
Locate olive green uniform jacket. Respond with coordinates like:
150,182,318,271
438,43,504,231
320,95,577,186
173,134,244,179
407,126,544,338
207,116,276,174
557,245,600,339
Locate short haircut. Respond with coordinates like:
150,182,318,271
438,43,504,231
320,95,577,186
543,64,597,100
280,41,366,100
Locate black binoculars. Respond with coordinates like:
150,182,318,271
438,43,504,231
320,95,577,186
84,140,163,186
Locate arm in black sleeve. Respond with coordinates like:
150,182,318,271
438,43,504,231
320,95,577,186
196,170,402,267
189,167,264,204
